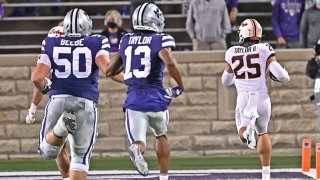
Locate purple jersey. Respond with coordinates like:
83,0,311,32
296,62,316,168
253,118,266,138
119,32,175,112
39,35,110,103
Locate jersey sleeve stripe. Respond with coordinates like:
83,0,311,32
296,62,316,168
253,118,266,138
162,35,174,41
162,41,176,48
102,44,110,49
102,38,109,44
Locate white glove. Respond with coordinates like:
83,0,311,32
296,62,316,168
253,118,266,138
26,109,36,124
26,103,37,124
165,87,184,98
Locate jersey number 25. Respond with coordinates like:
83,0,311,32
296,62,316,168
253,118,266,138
232,53,261,79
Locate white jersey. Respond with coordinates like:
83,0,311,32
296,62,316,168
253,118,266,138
225,43,275,93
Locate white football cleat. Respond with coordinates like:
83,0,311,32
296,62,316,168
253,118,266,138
26,109,35,124
62,110,76,134
128,144,149,176
244,126,256,150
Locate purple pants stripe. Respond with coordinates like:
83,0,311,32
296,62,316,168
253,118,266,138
39,99,52,143
125,109,135,144
82,103,98,165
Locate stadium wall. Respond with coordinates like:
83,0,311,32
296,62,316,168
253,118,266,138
0,49,317,159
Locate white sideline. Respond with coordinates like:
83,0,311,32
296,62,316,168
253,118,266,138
0,168,313,175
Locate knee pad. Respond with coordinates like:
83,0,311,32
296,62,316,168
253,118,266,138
38,138,62,160
70,162,89,173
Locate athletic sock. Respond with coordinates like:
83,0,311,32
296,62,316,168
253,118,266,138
262,166,270,180
159,174,168,180
53,113,68,137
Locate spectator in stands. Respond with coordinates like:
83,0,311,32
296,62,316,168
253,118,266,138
272,0,305,49
225,0,239,48
182,0,191,14
300,0,320,48
186,0,231,50
100,10,127,52
0,0,7,19
305,0,314,9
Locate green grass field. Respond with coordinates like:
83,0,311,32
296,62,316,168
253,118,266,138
0,156,312,172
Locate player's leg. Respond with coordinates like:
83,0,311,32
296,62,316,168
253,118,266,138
38,98,66,160
235,92,255,149
256,93,272,180
46,109,76,146
56,143,70,179
148,110,170,180
67,97,97,180
125,109,149,176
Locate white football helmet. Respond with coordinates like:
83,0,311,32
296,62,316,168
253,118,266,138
238,19,262,44
47,26,65,37
132,3,165,33
63,8,92,37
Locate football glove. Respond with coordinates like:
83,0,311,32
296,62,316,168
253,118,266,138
166,87,184,98
25,109,36,124
41,78,52,95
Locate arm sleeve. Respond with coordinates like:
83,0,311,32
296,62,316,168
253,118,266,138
272,1,283,38
268,61,290,83
221,70,235,87
186,0,196,39
300,11,308,48
232,0,239,8
222,5,232,35
161,34,176,49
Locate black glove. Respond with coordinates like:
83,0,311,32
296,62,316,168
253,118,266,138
306,58,318,79
41,84,51,95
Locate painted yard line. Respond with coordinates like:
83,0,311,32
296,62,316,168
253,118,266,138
0,168,309,176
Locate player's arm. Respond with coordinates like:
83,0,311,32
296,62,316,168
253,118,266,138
105,52,124,77
267,56,290,83
31,63,51,93
221,64,235,87
96,53,124,83
25,87,43,124
159,48,184,97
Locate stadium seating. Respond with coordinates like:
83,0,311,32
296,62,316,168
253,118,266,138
0,0,274,53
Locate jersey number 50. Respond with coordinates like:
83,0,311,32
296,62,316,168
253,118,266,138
124,46,151,80
53,47,92,78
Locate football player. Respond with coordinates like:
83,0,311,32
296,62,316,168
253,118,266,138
26,26,70,180
221,19,290,180
31,8,122,180
106,3,184,180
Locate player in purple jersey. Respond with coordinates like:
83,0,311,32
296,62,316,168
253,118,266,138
26,26,71,180
106,3,184,180
31,8,123,180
